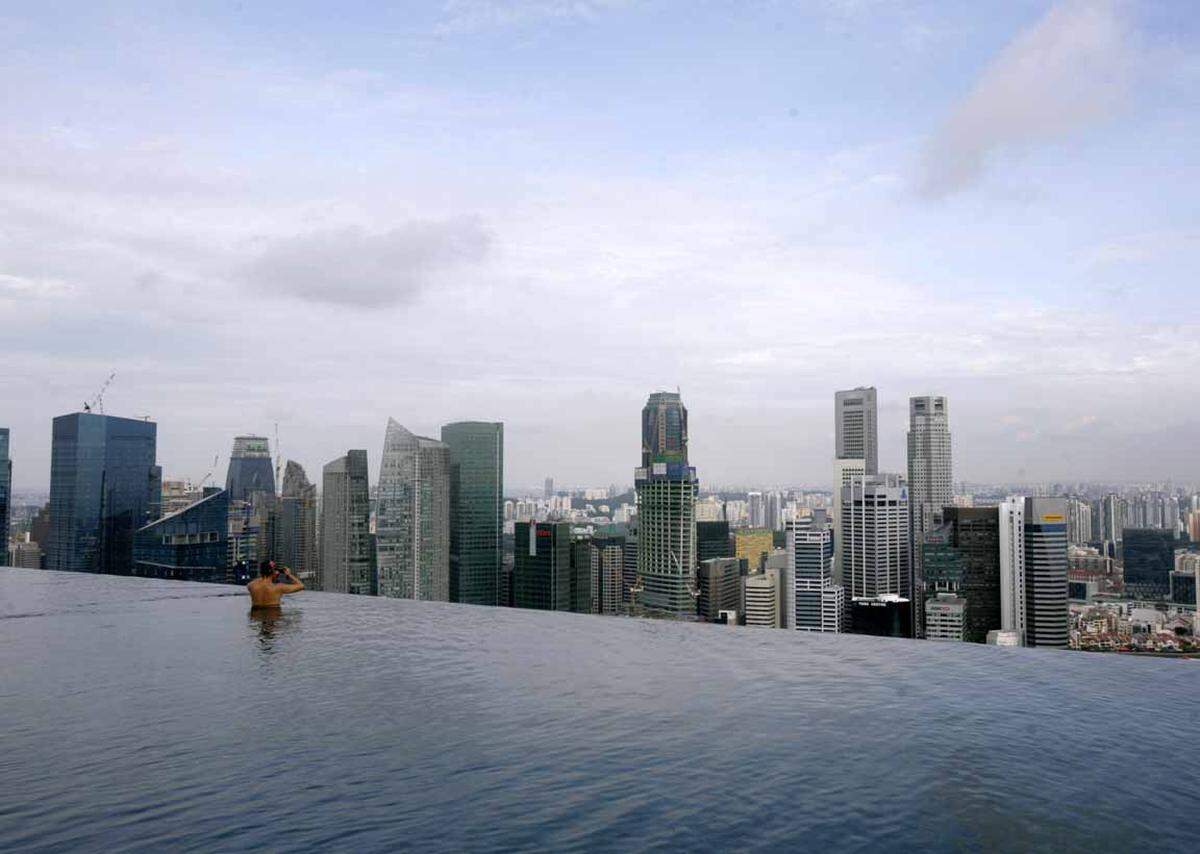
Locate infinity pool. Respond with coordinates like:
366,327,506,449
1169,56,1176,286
1,567,1196,851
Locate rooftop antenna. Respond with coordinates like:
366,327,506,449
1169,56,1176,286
83,371,116,415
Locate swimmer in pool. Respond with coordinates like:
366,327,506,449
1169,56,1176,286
247,560,304,607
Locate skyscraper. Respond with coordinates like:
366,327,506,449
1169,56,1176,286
841,474,911,600
841,474,912,637
999,497,1069,648
376,419,451,601
1122,528,1179,601
570,530,594,613
747,491,766,528
441,421,503,606
513,521,571,610
999,497,1027,642
743,567,783,628
696,557,743,622
696,520,732,562
224,436,275,503
907,396,952,634
1022,498,1069,648
276,461,318,587
321,450,374,595
0,427,10,566
132,488,229,583
47,413,161,575
1099,493,1128,544
786,519,843,632
940,506,1002,643
831,457,866,586
590,535,625,615
634,391,699,616
835,387,878,475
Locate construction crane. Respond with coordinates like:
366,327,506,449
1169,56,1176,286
82,371,116,414
198,455,220,489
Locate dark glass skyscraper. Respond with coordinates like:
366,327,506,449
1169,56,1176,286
1122,528,1179,601
513,521,571,611
132,488,229,582
635,391,698,617
940,506,1002,643
441,421,503,606
47,413,161,575
696,520,732,562
0,427,10,566
224,436,275,503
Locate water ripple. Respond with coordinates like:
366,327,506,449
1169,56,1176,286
1,567,1198,852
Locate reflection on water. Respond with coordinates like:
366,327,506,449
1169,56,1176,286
248,605,302,651
2,567,1199,852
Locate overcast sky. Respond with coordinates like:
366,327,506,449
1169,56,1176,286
3,0,1198,492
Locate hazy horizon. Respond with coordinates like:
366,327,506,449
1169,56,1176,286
3,1,1198,490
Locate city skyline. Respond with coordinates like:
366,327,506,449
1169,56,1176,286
5,383,1200,496
3,1,1199,490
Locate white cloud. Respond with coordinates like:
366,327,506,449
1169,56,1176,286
918,0,1134,198
243,219,492,308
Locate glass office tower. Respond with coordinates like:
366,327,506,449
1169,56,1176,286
132,488,230,582
321,450,375,595
1122,528,1179,602
513,521,572,611
376,419,450,601
47,413,161,575
224,436,275,503
0,427,10,565
441,421,504,606
635,391,699,617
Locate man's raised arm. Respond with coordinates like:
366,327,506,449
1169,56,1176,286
278,565,305,594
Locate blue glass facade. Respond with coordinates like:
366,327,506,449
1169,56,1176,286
441,422,503,606
47,413,161,575
133,489,230,583
224,436,276,503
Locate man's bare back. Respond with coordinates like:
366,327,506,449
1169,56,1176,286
247,561,304,607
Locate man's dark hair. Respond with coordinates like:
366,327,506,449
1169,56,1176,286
259,560,275,577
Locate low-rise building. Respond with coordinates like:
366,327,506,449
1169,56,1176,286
925,593,966,641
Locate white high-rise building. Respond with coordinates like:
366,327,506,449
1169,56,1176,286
907,395,952,638
999,496,1027,644
321,450,373,596
835,387,878,475
832,458,866,587
841,473,911,601
747,491,766,528
786,518,843,632
744,568,783,628
376,419,451,601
